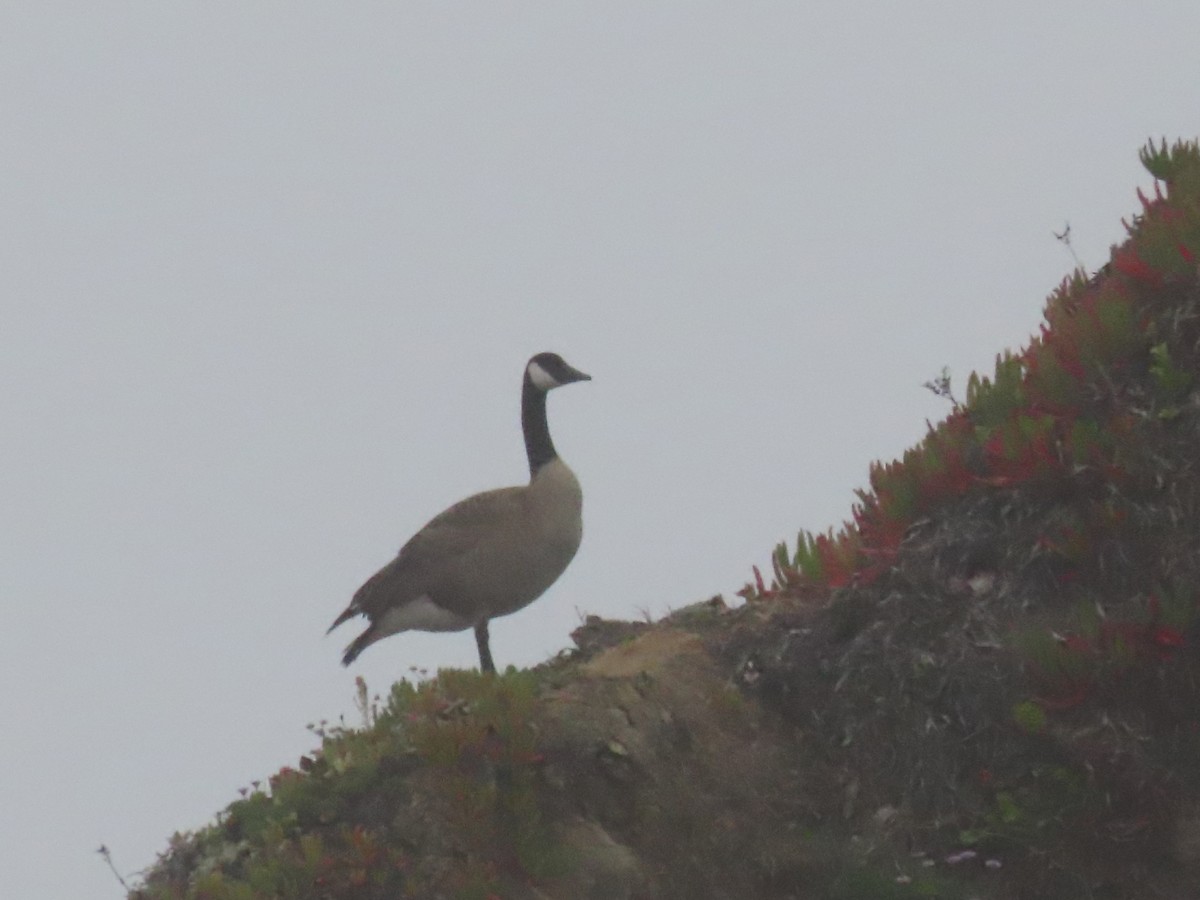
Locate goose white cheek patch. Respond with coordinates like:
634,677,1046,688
527,361,560,390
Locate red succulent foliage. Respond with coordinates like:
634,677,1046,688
1112,246,1163,287
752,142,1200,608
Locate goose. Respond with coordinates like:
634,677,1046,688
328,352,590,673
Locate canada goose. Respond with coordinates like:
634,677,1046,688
328,352,590,673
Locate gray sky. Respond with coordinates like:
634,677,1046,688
3,4,1197,896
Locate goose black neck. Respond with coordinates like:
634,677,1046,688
521,376,557,477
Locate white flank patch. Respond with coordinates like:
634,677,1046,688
376,596,471,636
527,360,560,390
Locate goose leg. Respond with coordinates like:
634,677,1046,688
474,621,496,673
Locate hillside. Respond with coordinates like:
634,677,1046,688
129,140,1200,900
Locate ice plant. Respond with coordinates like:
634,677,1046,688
747,140,1200,604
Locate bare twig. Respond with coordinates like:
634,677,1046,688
1054,221,1086,271
97,844,131,893
354,675,372,728
923,366,962,408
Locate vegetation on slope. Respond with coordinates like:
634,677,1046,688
129,139,1200,899
731,138,1200,897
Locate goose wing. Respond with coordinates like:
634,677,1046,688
331,484,527,628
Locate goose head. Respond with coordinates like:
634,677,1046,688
525,352,591,392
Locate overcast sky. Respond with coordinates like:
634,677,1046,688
3,4,1198,897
